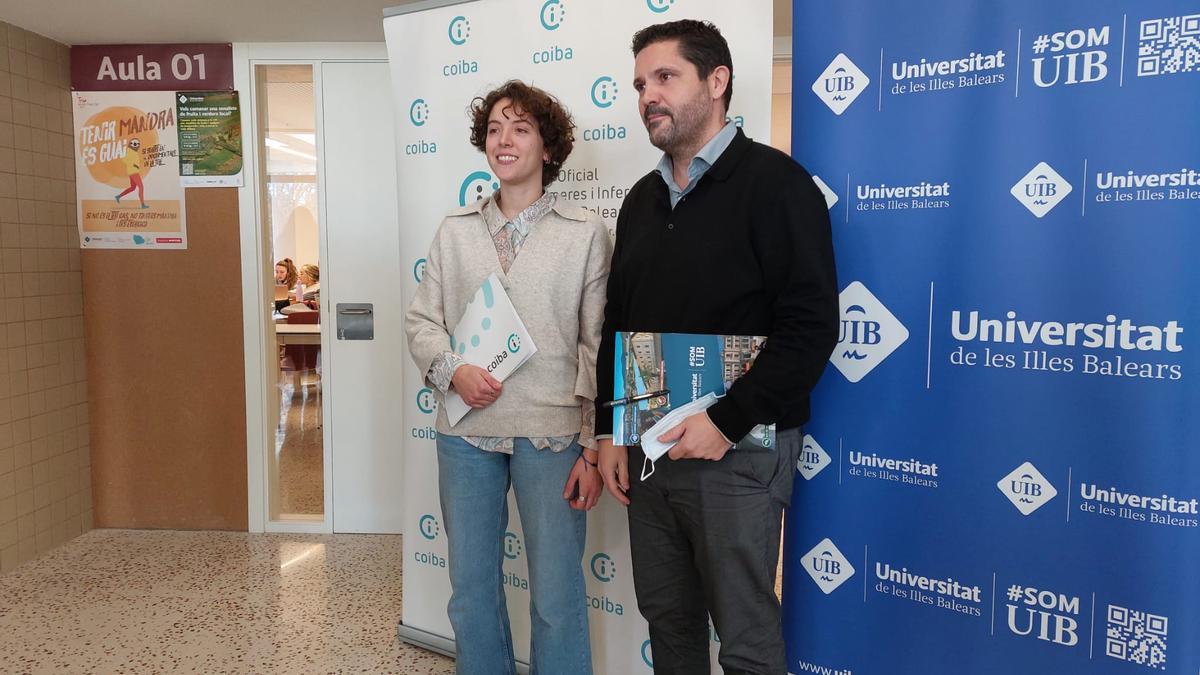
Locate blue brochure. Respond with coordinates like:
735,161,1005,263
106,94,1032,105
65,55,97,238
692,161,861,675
611,332,774,450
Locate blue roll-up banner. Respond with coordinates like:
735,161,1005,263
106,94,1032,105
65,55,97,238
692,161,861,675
784,1,1198,673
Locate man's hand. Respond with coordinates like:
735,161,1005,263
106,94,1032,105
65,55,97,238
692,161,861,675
563,448,603,511
661,411,732,461
597,438,630,505
450,365,502,408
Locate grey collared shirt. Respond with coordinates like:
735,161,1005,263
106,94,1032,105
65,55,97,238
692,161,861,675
655,121,739,208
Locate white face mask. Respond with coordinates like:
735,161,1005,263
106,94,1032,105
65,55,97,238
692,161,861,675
637,392,720,481
641,454,656,481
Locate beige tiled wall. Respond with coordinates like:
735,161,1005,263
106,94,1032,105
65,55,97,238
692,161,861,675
0,23,92,573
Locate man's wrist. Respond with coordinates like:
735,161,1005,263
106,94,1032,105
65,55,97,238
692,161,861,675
704,410,734,446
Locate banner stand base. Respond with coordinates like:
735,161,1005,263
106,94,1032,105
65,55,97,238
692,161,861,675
396,622,531,675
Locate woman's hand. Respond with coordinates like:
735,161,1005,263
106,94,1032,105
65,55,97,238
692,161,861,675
450,365,502,408
563,448,603,511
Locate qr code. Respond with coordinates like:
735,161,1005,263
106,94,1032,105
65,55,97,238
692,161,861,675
1106,604,1168,670
181,163,194,176
1138,14,1200,76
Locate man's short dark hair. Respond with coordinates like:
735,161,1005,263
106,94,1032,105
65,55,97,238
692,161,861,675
631,20,733,111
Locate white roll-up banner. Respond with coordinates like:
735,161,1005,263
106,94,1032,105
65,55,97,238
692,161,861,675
385,0,772,671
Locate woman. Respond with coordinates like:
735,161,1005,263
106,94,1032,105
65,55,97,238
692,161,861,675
405,80,610,675
282,263,320,313
274,259,298,312
297,264,320,305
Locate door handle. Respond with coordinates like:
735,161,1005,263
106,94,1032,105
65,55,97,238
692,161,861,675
335,303,374,340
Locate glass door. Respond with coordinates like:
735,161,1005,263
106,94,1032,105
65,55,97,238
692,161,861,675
257,64,325,522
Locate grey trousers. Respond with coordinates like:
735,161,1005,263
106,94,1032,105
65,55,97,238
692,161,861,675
628,427,802,675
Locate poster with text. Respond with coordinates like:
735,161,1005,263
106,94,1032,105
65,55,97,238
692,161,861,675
73,90,187,249
177,90,243,187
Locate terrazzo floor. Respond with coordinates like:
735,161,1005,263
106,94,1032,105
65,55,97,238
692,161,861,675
0,529,455,674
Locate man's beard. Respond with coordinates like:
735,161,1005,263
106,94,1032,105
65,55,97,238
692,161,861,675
644,89,711,155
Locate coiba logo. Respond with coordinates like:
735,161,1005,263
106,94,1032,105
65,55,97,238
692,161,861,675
409,98,429,126
1011,162,1072,218
812,53,870,115
540,0,566,30
802,538,855,594
448,15,471,45
641,639,653,667
590,552,616,582
797,434,832,481
591,76,618,108
416,387,437,415
507,333,521,353
998,461,1058,515
646,0,675,13
413,258,426,283
585,76,626,142
459,170,499,206
811,175,839,210
830,281,909,383
504,531,523,560
418,514,440,540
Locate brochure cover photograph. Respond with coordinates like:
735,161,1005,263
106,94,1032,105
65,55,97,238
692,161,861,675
612,332,774,450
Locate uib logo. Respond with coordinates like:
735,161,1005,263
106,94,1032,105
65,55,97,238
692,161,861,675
646,0,675,14
504,532,524,560
798,434,832,481
1031,26,1110,88
1007,585,1081,648
830,281,909,383
448,15,471,45
812,53,870,115
1011,162,1072,218
998,461,1058,515
409,98,429,126
418,514,441,540
540,0,566,30
801,538,855,594
590,552,616,582
413,258,427,283
811,175,840,210
591,76,618,108
459,170,499,206
416,387,437,415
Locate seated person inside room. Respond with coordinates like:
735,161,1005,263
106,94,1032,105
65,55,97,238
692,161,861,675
282,263,320,314
274,258,298,313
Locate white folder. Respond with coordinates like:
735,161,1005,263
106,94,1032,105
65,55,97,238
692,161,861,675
444,273,538,425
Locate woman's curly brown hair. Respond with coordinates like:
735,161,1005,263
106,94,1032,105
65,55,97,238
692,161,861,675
469,80,575,188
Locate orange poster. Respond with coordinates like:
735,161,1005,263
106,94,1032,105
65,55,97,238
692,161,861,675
72,91,187,249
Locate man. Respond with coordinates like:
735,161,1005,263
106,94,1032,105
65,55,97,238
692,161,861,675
595,20,839,674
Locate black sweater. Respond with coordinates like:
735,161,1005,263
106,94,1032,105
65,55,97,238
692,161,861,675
594,129,839,442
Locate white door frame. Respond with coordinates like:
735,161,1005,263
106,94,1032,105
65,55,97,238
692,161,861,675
234,43,389,533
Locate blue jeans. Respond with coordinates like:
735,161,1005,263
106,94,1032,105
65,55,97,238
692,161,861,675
436,434,592,675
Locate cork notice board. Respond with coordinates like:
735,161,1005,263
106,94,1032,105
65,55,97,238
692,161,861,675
84,187,248,529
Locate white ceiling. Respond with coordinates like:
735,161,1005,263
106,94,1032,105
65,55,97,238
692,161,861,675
0,0,791,45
